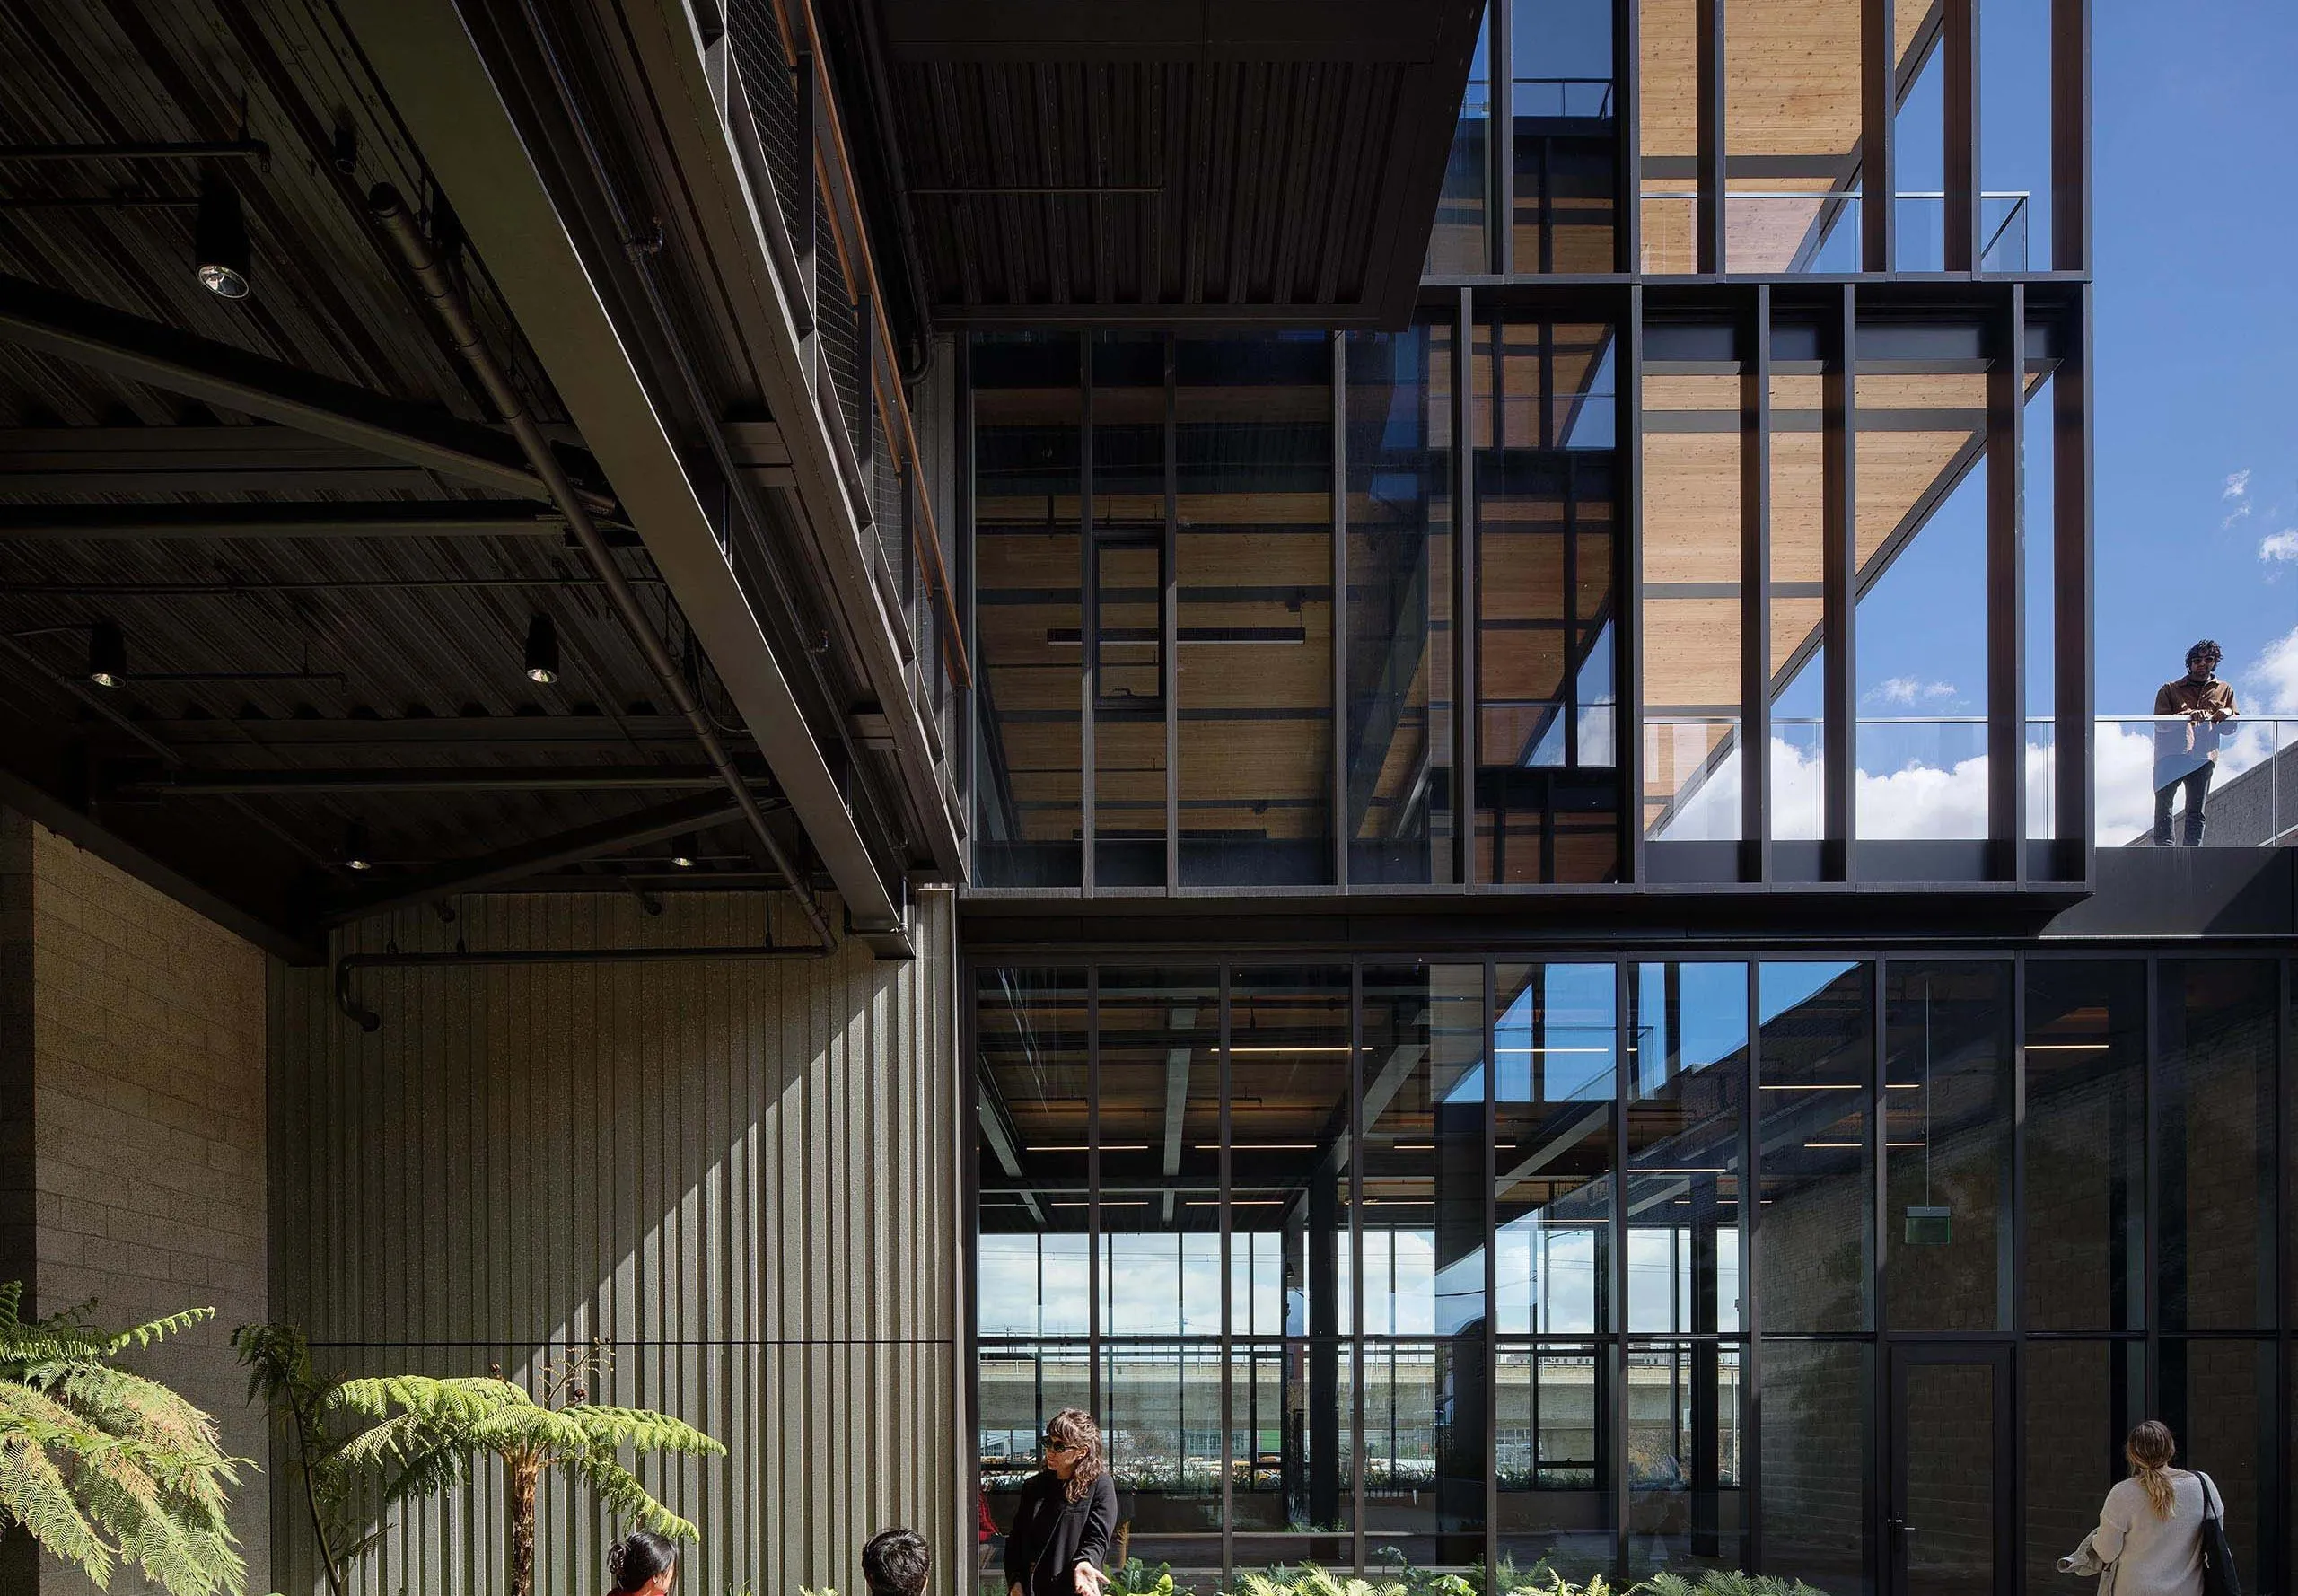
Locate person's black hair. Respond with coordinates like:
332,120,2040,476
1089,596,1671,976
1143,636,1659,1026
2188,638,2223,667
608,1530,680,1593
863,1527,931,1596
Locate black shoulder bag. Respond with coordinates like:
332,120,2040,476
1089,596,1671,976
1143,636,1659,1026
2199,1470,2243,1596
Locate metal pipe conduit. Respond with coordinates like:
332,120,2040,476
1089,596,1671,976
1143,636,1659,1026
335,943,823,1031
369,183,834,953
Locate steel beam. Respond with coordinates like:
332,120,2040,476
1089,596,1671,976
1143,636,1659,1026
0,499,581,542
133,715,702,748
339,0,908,935
1987,287,2025,880
0,276,609,510
118,766,734,795
318,790,749,926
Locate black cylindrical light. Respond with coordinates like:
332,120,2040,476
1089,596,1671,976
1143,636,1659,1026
86,620,126,688
194,176,251,299
523,613,559,684
670,833,698,869
342,821,373,872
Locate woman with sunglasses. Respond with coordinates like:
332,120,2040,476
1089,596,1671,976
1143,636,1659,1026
1003,1408,1116,1596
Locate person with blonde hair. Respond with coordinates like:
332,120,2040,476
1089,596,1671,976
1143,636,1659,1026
1002,1408,1116,1596
2084,1420,2231,1595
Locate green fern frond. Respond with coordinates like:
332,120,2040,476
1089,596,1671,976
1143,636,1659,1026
572,1454,700,1541
0,1430,113,1587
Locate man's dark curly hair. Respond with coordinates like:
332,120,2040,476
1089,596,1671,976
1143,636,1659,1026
863,1528,931,1596
2188,638,2223,667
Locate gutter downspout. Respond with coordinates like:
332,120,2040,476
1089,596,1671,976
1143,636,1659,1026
369,182,833,953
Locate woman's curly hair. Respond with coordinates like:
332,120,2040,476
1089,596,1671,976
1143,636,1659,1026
1044,1407,1104,1503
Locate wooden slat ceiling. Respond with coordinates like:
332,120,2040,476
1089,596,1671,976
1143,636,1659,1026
872,0,1486,327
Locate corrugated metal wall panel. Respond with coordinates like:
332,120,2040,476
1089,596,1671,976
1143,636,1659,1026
269,890,962,1596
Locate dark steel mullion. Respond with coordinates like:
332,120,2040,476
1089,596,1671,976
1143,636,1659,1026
2006,956,2029,1594
1492,0,1513,277
2051,0,2091,272
1082,339,1097,895
2053,294,2093,881
1861,0,1896,270
1987,287,2027,881
1741,285,1773,879
1165,336,1180,891
1610,960,1633,1580
1622,288,1645,881
1618,0,1641,274
1943,0,1978,271
1742,960,1765,1574
961,955,984,1596
1696,0,1726,274
1457,290,1478,888
959,339,978,843
1485,958,1501,1587
1219,965,1234,1587
1088,967,1102,1416
2144,951,2160,1417
2277,955,2294,1596
1333,333,1349,890
1869,954,1889,1596
1350,964,1366,1574
1823,288,1858,878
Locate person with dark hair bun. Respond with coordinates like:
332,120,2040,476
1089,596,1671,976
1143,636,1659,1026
607,1530,680,1596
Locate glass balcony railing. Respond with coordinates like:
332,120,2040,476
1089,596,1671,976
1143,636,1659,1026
1643,715,2298,850
1636,190,2030,274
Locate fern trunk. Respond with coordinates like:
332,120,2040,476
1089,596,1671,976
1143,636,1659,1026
507,1452,541,1596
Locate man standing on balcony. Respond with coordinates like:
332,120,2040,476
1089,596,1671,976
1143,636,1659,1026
2153,639,2239,845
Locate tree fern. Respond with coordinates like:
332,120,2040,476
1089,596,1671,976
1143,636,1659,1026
327,1346,724,1596
0,1281,247,1596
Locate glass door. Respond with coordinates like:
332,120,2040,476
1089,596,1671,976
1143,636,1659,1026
1887,1345,2012,1596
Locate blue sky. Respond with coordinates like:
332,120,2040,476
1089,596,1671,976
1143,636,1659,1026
2091,0,2298,715
1848,0,2298,724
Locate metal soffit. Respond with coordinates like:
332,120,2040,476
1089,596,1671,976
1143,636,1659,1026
866,0,1487,326
0,0,824,955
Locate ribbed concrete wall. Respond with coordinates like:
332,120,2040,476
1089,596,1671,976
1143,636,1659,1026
269,889,964,1596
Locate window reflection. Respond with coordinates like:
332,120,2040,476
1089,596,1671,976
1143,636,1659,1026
1177,338,1337,886
972,338,1083,886
1363,964,1487,1571
1512,0,1620,272
1427,5,1495,274
1882,962,2013,1332
1755,962,1873,1332
1495,964,1617,1333
1473,320,1621,881
2023,960,2145,1331
1627,963,1747,1334
2157,960,2277,1331
1346,326,1457,885
1627,1342,1744,1578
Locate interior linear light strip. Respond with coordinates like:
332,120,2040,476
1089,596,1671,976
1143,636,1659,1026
1030,1144,1150,1153
1802,1140,1928,1149
2026,1042,2111,1051
1193,1142,1317,1152
1230,1046,1354,1055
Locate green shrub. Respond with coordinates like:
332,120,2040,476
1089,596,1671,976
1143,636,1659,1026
1636,1574,1830,1596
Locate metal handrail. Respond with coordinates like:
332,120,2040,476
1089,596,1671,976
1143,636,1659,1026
767,0,971,693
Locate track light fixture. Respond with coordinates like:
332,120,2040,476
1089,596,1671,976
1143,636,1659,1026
86,620,126,688
342,822,373,873
670,834,698,869
523,613,559,684
193,175,251,299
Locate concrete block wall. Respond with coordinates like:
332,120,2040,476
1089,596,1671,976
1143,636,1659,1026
0,811,271,1596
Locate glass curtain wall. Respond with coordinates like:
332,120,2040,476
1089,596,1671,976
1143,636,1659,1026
976,953,2293,1592
969,306,1624,893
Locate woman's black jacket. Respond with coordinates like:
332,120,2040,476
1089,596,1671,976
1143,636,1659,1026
1002,1469,1118,1596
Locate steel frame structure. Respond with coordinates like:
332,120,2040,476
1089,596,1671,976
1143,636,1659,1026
962,944,2294,1596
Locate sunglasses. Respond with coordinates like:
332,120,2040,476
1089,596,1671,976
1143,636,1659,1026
1040,1436,1076,1451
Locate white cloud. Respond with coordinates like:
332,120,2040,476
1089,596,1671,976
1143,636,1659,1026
2223,502,2254,530
2260,529,2298,565
1864,676,1960,708
2224,469,2252,500
2248,622,2298,715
